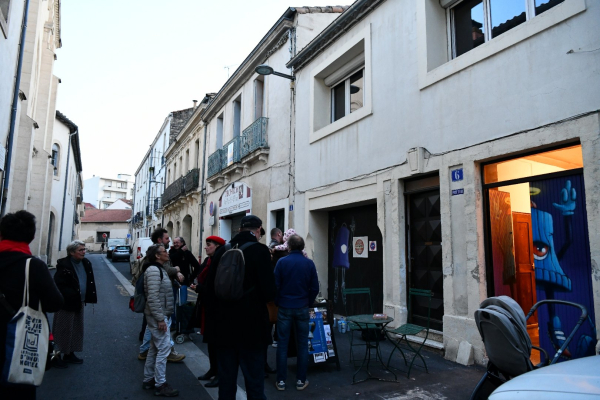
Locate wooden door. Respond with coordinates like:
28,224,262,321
512,212,540,355
408,189,443,331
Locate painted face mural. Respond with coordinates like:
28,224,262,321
530,178,596,360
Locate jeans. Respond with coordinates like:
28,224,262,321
217,345,265,400
143,318,172,386
276,307,310,383
140,317,174,353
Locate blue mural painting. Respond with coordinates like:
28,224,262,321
530,174,597,360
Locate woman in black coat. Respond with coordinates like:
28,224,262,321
53,240,97,367
190,235,225,388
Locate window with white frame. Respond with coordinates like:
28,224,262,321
0,0,11,39
330,68,364,123
448,0,565,58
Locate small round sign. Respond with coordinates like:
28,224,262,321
209,201,214,216
102,233,107,239
355,239,365,255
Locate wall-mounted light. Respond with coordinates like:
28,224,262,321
255,64,295,81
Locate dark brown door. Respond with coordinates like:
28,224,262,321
408,189,443,331
512,212,540,352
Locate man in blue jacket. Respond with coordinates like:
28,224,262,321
274,234,319,391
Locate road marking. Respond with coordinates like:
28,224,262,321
101,256,247,400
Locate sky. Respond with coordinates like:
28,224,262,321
54,0,350,181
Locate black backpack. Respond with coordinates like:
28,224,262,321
130,267,163,313
214,242,256,301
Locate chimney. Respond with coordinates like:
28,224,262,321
193,100,198,109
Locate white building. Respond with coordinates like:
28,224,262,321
288,0,600,365
132,107,194,239
106,198,132,210
48,110,83,265
83,174,134,209
161,6,347,257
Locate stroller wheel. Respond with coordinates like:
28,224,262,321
175,334,185,344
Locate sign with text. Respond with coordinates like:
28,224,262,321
353,236,368,258
451,169,463,182
219,183,252,217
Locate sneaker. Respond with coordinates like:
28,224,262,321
154,382,179,397
275,381,286,391
63,353,83,364
167,349,185,363
138,350,148,360
272,341,278,348
296,380,309,391
142,378,155,390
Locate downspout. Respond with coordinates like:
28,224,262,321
146,149,153,235
198,124,208,256
1,0,31,216
59,130,76,251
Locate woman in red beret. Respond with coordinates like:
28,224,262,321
190,235,226,387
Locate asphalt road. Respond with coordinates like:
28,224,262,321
38,254,213,399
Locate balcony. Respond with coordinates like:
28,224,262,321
161,168,201,207
153,197,161,212
207,117,269,185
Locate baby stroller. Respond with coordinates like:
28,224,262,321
470,296,587,400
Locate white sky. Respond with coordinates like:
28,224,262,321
54,0,350,180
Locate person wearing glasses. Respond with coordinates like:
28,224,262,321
53,240,97,367
141,244,179,397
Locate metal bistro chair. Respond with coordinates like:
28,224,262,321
386,288,433,378
342,287,379,364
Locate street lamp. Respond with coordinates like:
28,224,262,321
255,64,295,81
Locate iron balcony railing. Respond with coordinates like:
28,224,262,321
162,177,183,205
184,168,200,192
221,136,241,170
160,168,200,206
207,149,223,178
207,117,269,178
241,117,268,158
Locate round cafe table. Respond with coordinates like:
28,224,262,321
346,314,398,384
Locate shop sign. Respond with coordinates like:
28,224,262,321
219,183,252,217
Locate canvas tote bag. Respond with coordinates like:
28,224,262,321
2,258,49,386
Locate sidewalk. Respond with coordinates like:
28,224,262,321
193,325,485,399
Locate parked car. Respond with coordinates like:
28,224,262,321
489,355,600,400
111,245,131,262
106,238,126,258
130,237,153,276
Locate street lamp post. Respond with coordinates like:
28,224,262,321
254,64,295,81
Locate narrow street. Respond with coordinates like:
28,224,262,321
38,254,215,399
35,254,485,400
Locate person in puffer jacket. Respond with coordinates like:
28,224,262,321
141,244,179,397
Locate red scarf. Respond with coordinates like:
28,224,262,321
198,257,211,284
0,240,32,255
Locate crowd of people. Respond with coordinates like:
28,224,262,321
138,215,319,398
0,210,319,400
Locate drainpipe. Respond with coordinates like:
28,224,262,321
198,124,208,256
146,149,153,235
1,0,31,216
59,130,76,251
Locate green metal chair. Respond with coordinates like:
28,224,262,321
385,288,433,378
342,287,378,363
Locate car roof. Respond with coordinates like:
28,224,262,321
489,356,600,399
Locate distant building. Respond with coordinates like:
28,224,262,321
107,198,132,210
132,107,195,239
83,174,134,209
78,209,132,251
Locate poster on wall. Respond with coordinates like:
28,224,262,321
530,175,597,360
352,236,368,258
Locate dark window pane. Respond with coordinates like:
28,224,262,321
454,0,485,57
490,0,526,39
332,81,346,122
349,69,364,114
535,0,564,16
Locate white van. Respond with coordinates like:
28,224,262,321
129,237,153,277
